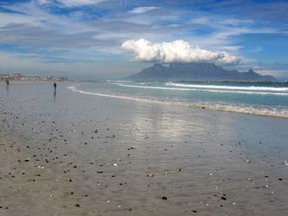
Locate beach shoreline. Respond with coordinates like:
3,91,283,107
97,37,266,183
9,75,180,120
1,82,288,216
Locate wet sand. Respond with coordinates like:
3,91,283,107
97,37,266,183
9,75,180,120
1,82,288,216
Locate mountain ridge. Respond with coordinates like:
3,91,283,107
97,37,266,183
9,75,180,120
127,63,276,82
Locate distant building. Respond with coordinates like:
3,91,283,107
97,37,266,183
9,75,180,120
0,73,68,82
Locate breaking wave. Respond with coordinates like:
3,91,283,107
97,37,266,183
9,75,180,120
68,85,288,118
113,83,288,96
166,82,288,92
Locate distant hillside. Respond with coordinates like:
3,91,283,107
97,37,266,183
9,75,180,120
127,63,276,82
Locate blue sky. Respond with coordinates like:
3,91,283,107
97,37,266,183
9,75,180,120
0,0,288,79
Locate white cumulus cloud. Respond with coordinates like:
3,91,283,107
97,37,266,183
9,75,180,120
122,39,240,65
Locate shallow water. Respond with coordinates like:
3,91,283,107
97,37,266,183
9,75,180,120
69,81,288,118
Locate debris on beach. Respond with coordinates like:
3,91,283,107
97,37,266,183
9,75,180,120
147,173,154,177
161,196,168,200
221,195,227,201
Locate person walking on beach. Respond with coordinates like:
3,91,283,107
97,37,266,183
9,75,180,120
5,78,9,91
53,82,57,99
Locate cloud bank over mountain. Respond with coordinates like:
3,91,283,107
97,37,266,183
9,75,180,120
122,39,240,65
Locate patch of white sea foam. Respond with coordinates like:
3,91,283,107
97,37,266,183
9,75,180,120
68,85,288,118
113,83,288,96
166,82,288,92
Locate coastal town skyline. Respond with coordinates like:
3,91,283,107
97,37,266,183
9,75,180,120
0,0,288,80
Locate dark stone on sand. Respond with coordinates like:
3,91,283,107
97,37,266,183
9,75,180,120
75,204,80,207
192,210,197,213
161,196,168,200
221,196,227,201
278,178,283,181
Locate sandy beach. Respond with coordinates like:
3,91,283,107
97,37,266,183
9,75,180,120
1,82,288,216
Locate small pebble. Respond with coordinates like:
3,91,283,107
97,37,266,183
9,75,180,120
147,173,154,177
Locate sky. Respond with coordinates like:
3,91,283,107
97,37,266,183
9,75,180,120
0,0,288,80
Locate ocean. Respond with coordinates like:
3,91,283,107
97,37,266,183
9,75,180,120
68,81,288,118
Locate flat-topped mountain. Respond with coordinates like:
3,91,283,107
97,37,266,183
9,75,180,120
127,63,276,82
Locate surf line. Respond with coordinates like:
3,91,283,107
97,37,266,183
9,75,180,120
67,85,288,118
115,83,288,96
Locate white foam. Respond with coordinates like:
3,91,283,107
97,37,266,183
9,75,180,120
68,85,288,118
166,82,288,92
114,83,288,96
